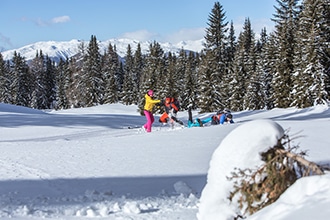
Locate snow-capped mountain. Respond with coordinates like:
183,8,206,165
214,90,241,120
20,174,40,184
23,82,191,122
1,38,205,64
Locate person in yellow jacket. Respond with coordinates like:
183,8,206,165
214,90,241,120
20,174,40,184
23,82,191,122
143,90,161,132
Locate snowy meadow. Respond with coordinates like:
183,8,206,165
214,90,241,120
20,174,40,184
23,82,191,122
0,103,329,220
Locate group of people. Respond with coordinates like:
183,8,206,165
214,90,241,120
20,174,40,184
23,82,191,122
142,89,234,132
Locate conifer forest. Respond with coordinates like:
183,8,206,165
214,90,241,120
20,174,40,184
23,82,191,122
0,0,329,113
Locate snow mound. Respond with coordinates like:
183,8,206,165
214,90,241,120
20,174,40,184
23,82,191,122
247,174,330,220
197,119,285,220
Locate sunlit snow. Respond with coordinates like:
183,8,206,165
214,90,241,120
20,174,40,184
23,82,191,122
0,103,329,219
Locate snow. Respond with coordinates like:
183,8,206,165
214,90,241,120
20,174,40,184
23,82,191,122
0,102,329,219
1,38,205,63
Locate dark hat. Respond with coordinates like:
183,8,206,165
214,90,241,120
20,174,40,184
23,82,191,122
227,113,233,119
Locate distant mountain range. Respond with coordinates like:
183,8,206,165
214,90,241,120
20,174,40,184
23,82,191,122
1,38,205,64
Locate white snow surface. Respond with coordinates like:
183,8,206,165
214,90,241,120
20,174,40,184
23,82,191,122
0,102,329,220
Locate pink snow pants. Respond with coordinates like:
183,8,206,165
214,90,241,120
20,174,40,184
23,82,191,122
144,110,155,132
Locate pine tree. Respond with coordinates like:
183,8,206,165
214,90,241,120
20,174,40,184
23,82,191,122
257,28,274,110
292,0,330,106
161,52,176,98
121,44,135,105
133,43,144,104
225,21,237,109
0,53,12,103
174,49,186,98
68,41,88,107
242,18,264,110
182,51,199,109
320,0,330,102
44,56,56,108
271,0,301,108
102,43,119,104
84,35,103,106
230,33,248,111
11,52,32,107
199,1,228,112
55,58,70,109
230,18,258,110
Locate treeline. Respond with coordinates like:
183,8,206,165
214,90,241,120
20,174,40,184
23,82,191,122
0,0,329,113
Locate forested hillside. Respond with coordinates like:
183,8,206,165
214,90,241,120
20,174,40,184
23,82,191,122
0,0,329,113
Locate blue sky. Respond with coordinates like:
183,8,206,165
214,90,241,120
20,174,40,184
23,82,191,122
0,0,276,51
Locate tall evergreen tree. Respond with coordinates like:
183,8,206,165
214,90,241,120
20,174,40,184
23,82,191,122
230,33,248,111
182,51,199,109
271,0,301,108
11,52,32,107
44,56,56,108
199,1,228,112
132,43,144,104
102,43,119,104
0,53,12,103
258,28,274,109
230,18,258,110
84,35,103,106
321,0,330,102
55,58,70,109
174,49,187,97
241,18,264,110
121,44,135,105
292,0,330,106
161,52,176,98
68,42,88,107
224,21,237,109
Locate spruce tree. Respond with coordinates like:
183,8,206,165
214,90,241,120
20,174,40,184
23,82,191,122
0,53,12,103
121,44,135,105
258,28,274,110
30,50,46,109
102,43,119,104
84,35,103,106
69,42,87,107
230,33,248,111
242,18,264,110
45,56,56,108
174,49,187,98
292,0,330,106
199,1,228,112
225,21,237,109
182,51,199,109
271,0,301,108
133,43,144,104
55,58,70,109
11,52,32,107
161,52,176,98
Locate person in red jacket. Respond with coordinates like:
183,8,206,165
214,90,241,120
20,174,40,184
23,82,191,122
159,97,183,126
143,90,161,132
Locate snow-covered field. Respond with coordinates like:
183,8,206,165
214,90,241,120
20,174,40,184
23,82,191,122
0,102,329,220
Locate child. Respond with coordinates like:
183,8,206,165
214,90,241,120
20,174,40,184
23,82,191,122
187,107,234,127
187,107,212,128
159,97,184,126
143,90,161,132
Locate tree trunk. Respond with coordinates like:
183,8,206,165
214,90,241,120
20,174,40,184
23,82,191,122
276,149,324,175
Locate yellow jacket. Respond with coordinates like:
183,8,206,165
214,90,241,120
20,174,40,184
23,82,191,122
144,93,160,112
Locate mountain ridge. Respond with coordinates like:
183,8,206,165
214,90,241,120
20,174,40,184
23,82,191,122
1,38,205,64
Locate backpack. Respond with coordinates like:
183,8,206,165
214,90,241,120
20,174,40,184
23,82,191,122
164,97,180,113
211,113,222,125
171,98,180,113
